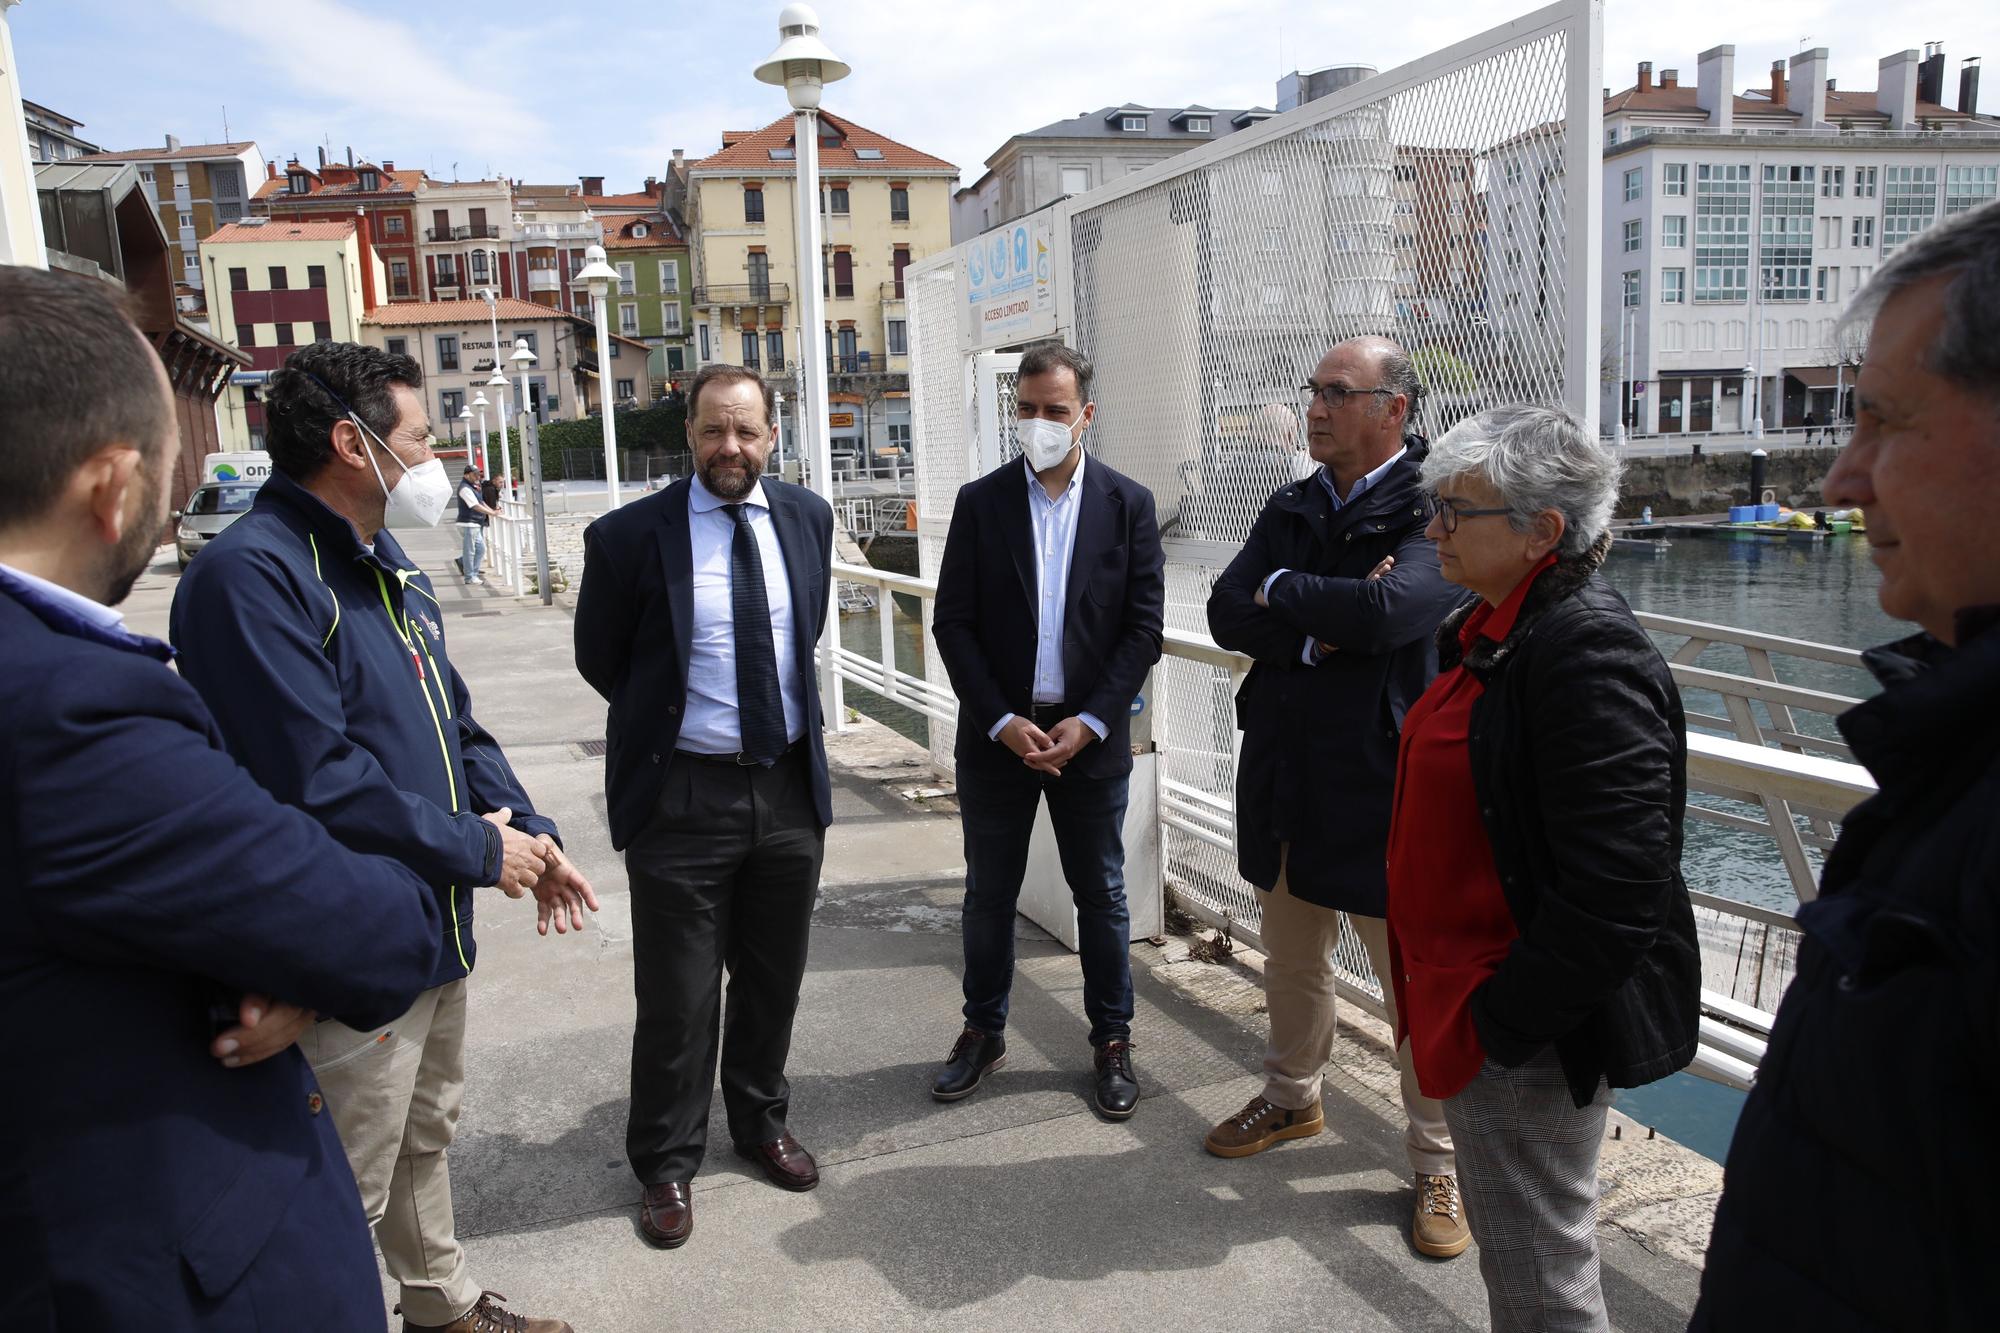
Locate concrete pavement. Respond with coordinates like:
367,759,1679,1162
129,519,1711,1331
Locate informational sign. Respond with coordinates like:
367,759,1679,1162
962,212,1056,348
829,411,856,428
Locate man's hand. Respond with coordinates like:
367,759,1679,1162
997,716,1057,765
211,993,315,1069
529,835,600,936
1312,555,1396,661
484,807,549,897
1027,716,1099,776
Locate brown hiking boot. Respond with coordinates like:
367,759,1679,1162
399,1291,572,1333
1203,1094,1324,1157
1412,1173,1472,1259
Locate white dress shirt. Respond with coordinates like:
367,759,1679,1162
0,561,127,631
678,473,806,755
1261,447,1408,665
988,454,1108,743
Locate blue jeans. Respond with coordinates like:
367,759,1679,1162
956,764,1133,1045
457,523,485,581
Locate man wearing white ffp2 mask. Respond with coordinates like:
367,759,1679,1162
354,411,454,528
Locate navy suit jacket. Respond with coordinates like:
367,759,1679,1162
0,576,441,1328
932,456,1165,780
574,475,836,851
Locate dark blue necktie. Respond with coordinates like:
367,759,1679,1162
726,504,787,765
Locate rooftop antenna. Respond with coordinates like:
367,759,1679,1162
451,160,459,181
222,104,230,140
1799,35,1812,51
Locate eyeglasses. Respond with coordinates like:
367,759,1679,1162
1299,382,1397,411
1431,496,1512,534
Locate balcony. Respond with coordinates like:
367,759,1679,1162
518,221,600,243
526,270,562,293
424,224,503,242
695,283,791,306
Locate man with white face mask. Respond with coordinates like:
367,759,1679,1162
171,341,593,1333
930,341,1165,1118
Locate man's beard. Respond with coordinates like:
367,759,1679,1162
698,452,762,501
103,468,167,606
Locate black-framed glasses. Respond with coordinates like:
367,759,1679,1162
1299,382,1397,411
1432,496,1512,534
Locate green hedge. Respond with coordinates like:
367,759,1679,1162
539,404,688,457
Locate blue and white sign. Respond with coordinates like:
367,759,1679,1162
961,213,1056,348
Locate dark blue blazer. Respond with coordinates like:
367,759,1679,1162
0,575,441,1329
171,470,558,989
932,456,1166,780
574,476,836,851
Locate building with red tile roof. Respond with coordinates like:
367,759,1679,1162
254,155,427,303
75,136,268,300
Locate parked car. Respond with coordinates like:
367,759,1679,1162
174,481,262,569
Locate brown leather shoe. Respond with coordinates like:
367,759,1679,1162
1203,1094,1324,1158
399,1290,571,1332
1412,1172,1472,1259
638,1181,693,1248
735,1131,820,1191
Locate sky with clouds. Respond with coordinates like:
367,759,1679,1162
15,1,1998,190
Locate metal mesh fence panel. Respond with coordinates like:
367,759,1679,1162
908,259,971,766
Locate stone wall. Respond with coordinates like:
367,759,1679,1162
1616,447,1843,517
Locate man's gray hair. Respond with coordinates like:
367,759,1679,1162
1841,197,2000,400
1420,403,1621,556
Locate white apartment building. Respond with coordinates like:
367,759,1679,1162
413,178,515,302
1600,42,1997,435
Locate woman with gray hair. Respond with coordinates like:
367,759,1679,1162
1382,403,1700,1331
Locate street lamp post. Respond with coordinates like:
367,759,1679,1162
756,3,850,730
479,289,515,497
472,391,490,475
573,242,625,509
510,337,552,605
457,405,474,460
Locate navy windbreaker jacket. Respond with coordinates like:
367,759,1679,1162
170,469,558,988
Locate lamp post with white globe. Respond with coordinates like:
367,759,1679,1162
572,242,625,508
472,390,490,474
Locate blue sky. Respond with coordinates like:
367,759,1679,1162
16,1,1998,190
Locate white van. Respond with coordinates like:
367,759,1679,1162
201,451,275,486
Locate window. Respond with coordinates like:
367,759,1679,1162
276,323,297,347
177,211,194,229
1882,166,1937,254
1505,158,1523,186
661,302,683,334
576,294,592,320
441,390,464,419
312,320,331,342
238,323,256,348
632,224,648,239
360,170,378,192
436,255,458,285
307,265,326,289
659,258,680,292
619,303,639,336
766,330,784,370
1945,165,1998,215
1661,321,1685,352
1722,320,1745,351
1622,270,1641,307
384,215,406,235
838,327,858,370
1187,116,1211,133
616,262,635,296
514,331,537,356
1816,267,1840,302
1853,167,1877,199
1785,319,1807,348
1694,321,1715,352
1759,165,1815,302
1817,215,1841,248
890,187,910,222
827,185,849,214
228,266,248,291
1622,219,1643,252
288,171,310,194
1605,127,1618,147
436,335,459,371
832,251,853,298
1060,166,1090,196
1661,215,1686,248
1851,264,1873,290
389,260,410,296
1821,166,1845,198
616,378,635,401
268,266,288,290
887,318,907,356
1661,163,1687,197
666,347,685,372
747,252,770,299
1623,168,1642,202
741,330,760,368
744,186,765,223
1122,115,1146,131
892,247,910,296
698,323,711,361
1694,163,1751,302
1661,268,1685,303
470,250,489,281
386,337,407,357
1851,215,1875,250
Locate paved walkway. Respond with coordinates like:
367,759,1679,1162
130,520,1710,1331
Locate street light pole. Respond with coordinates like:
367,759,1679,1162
509,337,551,604
481,289,514,498
757,3,851,731
472,390,490,475
573,242,624,508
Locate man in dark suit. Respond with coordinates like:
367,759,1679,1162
1204,335,1470,1260
0,265,441,1326
575,364,835,1249
930,342,1165,1119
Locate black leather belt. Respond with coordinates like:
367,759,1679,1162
1027,702,1072,727
676,740,803,767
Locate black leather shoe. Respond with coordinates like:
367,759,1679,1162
932,1027,1006,1101
735,1132,820,1191
638,1181,692,1248
1093,1039,1139,1120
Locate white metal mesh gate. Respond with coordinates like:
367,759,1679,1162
906,0,1601,1009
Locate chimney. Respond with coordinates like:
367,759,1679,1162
1660,69,1680,89
672,148,684,165
1962,57,1982,116
1879,49,1921,129
644,176,658,193
1789,47,1829,126
1697,44,1736,130
1827,78,1837,92
383,160,395,172
165,133,181,152
1770,60,1787,105
317,146,328,168
1917,43,1946,106
1638,61,1653,92
580,175,605,196
346,146,355,167
266,161,279,180
355,208,379,314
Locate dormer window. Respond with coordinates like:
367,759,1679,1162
1122,115,1146,131
1186,116,1211,133
633,223,648,238
359,170,378,191
288,171,310,194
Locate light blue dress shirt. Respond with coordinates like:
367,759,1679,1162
1260,446,1408,666
679,473,807,755
988,455,1108,743
0,561,128,632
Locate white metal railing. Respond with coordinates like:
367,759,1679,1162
486,499,534,596
828,559,1878,1089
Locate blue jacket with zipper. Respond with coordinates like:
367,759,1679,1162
170,468,559,988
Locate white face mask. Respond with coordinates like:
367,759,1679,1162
355,414,453,527
1017,416,1079,472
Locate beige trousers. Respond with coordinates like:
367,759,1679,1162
303,978,481,1326
1260,861,1455,1177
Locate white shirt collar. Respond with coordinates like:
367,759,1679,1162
0,561,126,631
689,470,771,514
